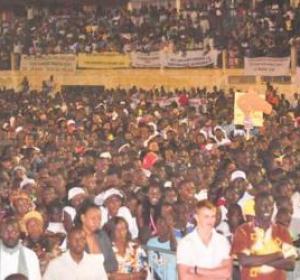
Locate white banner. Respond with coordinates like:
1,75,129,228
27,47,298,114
244,57,290,76
20,55,77,72
163,49,219,68
131,51,161,68
131,49,219,68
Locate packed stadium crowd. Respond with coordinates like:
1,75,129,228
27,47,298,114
1,0,300,69
0,77,299,279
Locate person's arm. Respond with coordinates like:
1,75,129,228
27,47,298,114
178,259,232,280
237,252,283,267
109,271,146,280
267,256,296,271
98,230,118,273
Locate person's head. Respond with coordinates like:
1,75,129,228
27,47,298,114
0,217,21,248
11,192,32,216
156,216,171,241
147,183,162,206
227,204,244,233
47,200,64,223
275,208,292,228
23,211,44,240
274,179,294,199
67,226,86,256
5,274,28,280
194,200,217,232
104,216,130,242
224,185,240,205
104,189,123,217
41,186,58,206
164,187,178,204
178,180,196,202
75,199,101,233
275,196,293,215
254,192,274,225
68,187,87,210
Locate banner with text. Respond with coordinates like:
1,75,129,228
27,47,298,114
20,55,76,72
244,57,290,76
131,51,161,68
163,49,219,68
131,50,219,68
78,53,130,69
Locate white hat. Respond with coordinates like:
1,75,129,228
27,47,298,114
164,181,173,188
68,187,86,201
99,151,112,159
67,119,76,126
20,178,36,189
230,170,247,182
195,189,208,201
63,206,77,222
94,188,123,206
15,126,24,134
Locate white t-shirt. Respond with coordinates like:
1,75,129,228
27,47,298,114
177,228,230,268
43,251,107,280
0,244,41,280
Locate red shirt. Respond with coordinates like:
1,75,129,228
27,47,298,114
232,222,292,280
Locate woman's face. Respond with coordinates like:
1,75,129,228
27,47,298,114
105,195,122,217
148,186,162,206
26,218,43,240
114,220,128,241
81,208,101,232
14,198,31,216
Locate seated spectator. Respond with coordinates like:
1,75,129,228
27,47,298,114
177,200,232,280
74,199,118,273
104,217,147,280
43,226,107,280
147,216,177,279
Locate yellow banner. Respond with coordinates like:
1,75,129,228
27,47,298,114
77,53,130,69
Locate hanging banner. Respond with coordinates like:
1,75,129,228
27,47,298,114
131,49,219,68
20,55,76,72
131,51,161,68
244,57,290,76
163,49,219,68
77,53,130,69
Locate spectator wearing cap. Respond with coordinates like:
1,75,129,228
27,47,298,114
95,188,139,240
22,211,56,274
63,187,88,232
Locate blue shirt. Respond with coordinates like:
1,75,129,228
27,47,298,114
147,237,177,280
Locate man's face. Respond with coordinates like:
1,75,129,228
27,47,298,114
179,181,196,201
68,230,86,255
195,207,216,231
1,221,20,248
255,195,274,223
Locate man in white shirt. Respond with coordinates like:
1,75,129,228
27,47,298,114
0,217,41,280
43,226,107,280
177,200,232,280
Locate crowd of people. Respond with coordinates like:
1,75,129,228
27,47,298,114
1,0,300,69
0,76,299,279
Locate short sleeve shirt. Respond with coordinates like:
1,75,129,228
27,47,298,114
231,222,292,280
177,228,230,268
